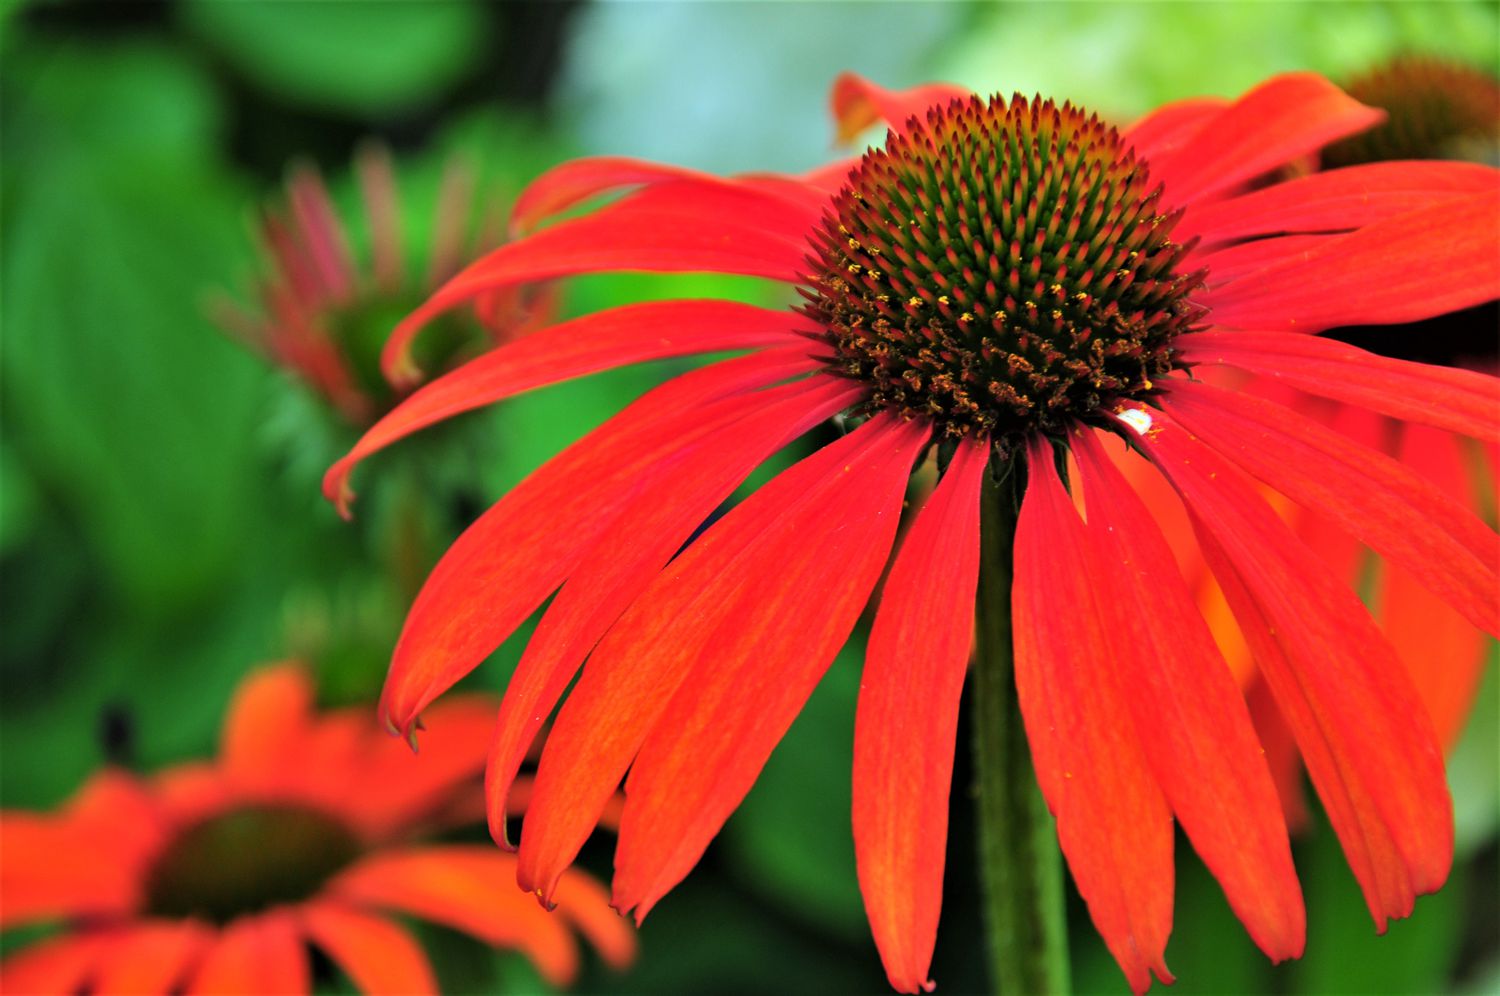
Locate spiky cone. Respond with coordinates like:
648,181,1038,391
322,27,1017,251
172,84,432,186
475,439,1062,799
0,663,634,995
324,72,1500,993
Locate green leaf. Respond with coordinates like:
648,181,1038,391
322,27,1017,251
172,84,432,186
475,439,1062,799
179,0,489,118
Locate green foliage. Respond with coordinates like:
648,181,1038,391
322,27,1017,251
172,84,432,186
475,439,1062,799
178,0,489,118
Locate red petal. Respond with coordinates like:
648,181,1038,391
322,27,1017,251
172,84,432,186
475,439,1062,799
484,375,861,848
1177,330,1500,444
331,847,616,987
1120,404,1453,928
93,919,213,996
1204,191,1500,332
1161,379,1499,637
186,910,309,996
829,72,972,143
1379,424,1492,750
853,437,987,994
324,300,810,510
380,181,818,384
376,348,820,734
1012,437,1174,994
0,932,111,993
1122,96,1228,162
516,414,926,905
1193,235,1334,289
1071,430,1304,962
1178,160,1498,247
1150,73,1383,207
549,869,638,971
221,663,315,794
610,415,929,918
300,901,438,996
509,156,825,236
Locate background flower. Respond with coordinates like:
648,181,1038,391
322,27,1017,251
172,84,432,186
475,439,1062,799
0,663,633,994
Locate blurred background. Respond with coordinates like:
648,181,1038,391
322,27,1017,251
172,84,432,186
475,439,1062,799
2,1,1496,992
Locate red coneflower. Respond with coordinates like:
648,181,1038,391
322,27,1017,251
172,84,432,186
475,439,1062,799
324,73,1500,993
211,145,551,427
0,664,633,994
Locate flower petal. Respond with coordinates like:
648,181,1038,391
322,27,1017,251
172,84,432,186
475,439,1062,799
221,663,315,794
1160,379,1499,637
93,919,213,996
829,72,972,143
300,901,438,996
0,808,143,929
0,932,112,993
1150,73,1383,207
185,910,309,996
610,415,929,918
1121,404,1453,929
1072,430,1304,962
1193,235,1335,289
509,156,825,235
1203,191,1500,333
1012,437,1174,995
853,436,987,995
331,847,614,987
485,374,862,848
1122,96,1228,162
324,299,810,508
1178,160,1498,247
516,414,925,905
1379,424,1492,751
380,180,818,384
1176,330,1500,444
376,347,819,735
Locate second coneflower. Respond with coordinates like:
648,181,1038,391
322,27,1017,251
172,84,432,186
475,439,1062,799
325,73,1500,993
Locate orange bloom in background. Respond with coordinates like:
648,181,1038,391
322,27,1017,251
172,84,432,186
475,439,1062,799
211,146,552,426
325,72,1499,993
0,664,633,995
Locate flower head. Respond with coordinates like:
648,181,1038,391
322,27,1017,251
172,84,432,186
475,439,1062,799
0,664,633,994
325,73,1500,993
212,146,549,426
1322,54,1500,167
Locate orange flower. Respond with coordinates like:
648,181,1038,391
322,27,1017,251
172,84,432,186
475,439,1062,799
0,664,633,994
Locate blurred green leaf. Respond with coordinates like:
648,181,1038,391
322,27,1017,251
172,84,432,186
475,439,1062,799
179,0,488,118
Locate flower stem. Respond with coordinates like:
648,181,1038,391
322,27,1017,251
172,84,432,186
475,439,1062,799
972,466,1071,995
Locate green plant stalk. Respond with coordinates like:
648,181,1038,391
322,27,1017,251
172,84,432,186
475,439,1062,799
972,468,1071,995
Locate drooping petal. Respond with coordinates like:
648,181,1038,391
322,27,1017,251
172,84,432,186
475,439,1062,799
1011,437,1174,995
1122,96,1228,162
0,815,140,928
380,180,819,383
1071,430,1304,962
376,348,820,734
185,910,309,996
324,300,810,506
1120,403,1453,929
516,415,926,905
221,663,315,794
853,436,987,995
509,157,825,236
0,932,111,994
93,919,213,996
1150,73,1383,207
1203,191,1500,333
300,901,438,996
1160,379,1499,636
829,72,972,143
548,869,638,972
611,416,929,919
1176,330,1500,444
331,847,612,987
1380,424,1492,750
1177,160,1498,247
485,374,863,847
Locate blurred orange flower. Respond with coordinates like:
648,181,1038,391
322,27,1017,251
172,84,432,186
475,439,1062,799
0,664,633,994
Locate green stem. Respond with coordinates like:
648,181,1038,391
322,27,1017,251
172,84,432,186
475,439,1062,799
972,467,1071,995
